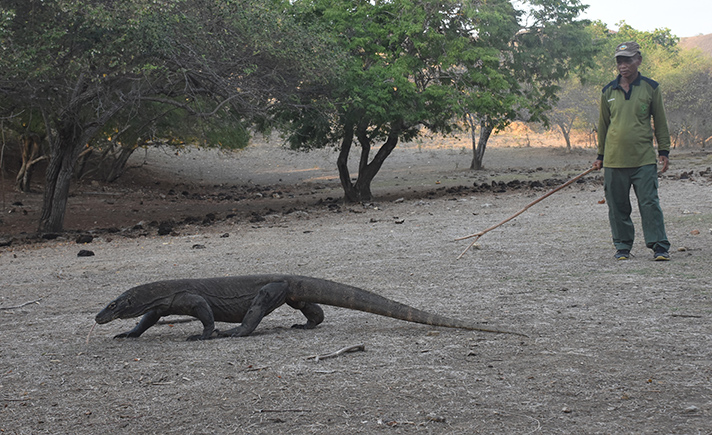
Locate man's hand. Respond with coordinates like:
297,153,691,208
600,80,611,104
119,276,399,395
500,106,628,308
592,160,603,170
658,155,669,173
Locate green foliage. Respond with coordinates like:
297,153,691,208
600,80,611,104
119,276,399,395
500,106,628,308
0,0,338,231
459,0,596,168
0,0,334,147
580,21,681,85
285,0,497,148
661,50,712,147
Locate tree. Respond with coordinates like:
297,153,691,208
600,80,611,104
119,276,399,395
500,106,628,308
284,0,597,187
546,78,599,150
464,0,598,169
663,52,712,148
0,0,333,232
286,0,542,200
78,102,252,183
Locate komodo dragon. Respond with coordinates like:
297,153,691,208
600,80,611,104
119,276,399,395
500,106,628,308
95,274,524,340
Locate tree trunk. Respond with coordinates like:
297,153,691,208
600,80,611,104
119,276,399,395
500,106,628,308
471,120,493,170
104,143,138,182
336,121,400,203
36,72,127,232
38,123,86,233
15,134,45,192
557,121,572,151
336,122,360,202
74,147,93,180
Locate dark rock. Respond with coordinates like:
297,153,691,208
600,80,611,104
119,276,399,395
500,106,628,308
77,250,95,257
183,216,202,224
157,221,174,235
76,234,94,244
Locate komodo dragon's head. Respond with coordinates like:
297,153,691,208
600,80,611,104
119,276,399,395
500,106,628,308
95,288,149,324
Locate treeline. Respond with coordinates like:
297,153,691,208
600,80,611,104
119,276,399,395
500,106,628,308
0,0,708,232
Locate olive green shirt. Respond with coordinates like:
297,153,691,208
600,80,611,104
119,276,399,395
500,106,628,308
597,73,671,168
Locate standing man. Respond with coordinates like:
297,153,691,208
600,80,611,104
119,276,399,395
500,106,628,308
593,41,671,261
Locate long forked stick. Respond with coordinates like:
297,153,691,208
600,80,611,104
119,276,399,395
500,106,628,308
456,167,596,259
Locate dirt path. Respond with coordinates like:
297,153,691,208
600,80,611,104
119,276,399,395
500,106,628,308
1,141,711,433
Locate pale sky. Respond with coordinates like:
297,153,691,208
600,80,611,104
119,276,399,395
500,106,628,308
580,0,711,38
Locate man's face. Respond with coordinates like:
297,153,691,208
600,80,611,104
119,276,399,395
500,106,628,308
616,55,641,80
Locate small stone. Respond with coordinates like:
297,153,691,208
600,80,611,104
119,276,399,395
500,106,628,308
77,250,95,257
76,234,94,244
157,221,174,235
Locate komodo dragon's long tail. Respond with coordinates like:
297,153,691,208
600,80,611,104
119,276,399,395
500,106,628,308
288,276,527,337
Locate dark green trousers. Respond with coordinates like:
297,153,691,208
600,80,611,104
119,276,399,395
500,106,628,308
604,164,670,252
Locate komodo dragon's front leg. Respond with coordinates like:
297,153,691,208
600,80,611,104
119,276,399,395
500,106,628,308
112,293,217,341
114,310,161,338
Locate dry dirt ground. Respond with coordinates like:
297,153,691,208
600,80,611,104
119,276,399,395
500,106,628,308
1,137,712,434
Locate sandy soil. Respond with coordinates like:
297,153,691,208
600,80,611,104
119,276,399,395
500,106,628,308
1,137,711,434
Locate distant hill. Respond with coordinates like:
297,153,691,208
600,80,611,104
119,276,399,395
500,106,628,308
679,33,712,57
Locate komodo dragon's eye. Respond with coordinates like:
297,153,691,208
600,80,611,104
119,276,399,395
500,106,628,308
108,302,116,309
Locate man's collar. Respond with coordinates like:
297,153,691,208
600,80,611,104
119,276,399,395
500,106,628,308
614,72,642,89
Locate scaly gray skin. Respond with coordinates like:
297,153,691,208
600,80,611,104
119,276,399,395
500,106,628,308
95,274,525,340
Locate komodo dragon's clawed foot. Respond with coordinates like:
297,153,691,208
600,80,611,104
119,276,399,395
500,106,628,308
291,322,318,330
215,326,254,338
186,330,220,341
114,332,140,339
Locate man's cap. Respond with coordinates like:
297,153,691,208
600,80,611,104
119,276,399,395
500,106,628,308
615,41,641,58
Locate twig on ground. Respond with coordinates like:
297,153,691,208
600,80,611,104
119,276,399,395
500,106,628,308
1,397,34,402
86,323,97,345
0,298,42,311
456,167,595,259
306,344,366,362
255,409,312,413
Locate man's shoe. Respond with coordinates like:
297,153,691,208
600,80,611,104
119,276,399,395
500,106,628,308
653,249,670,261
615,249,631,260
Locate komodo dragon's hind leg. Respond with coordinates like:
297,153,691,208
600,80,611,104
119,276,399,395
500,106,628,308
217,281,289,338
286,300,324,330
